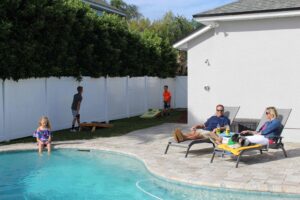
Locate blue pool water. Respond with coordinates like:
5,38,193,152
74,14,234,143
0,149,299,200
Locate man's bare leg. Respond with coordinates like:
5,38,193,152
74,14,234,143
175,130,205,141
209,132,222,144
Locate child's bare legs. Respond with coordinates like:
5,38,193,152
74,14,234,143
47,143,51,154
38,142,43,155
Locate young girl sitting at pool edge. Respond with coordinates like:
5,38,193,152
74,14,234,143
35,116,52,154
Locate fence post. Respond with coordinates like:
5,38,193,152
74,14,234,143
105,75,109,123
144,76,148,111
173,76,177,109
1,80,5,141
126,76,130,118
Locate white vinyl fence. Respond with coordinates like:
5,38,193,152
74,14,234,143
0,76,187,142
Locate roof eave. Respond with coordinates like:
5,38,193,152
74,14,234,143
194,10,300,23
173,24,216,51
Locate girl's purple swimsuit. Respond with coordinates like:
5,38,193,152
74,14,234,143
35,129,51,143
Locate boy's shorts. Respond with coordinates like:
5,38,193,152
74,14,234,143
72,109,79,117
164,101,170,109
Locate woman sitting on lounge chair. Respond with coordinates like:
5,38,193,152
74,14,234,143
240,106,281,145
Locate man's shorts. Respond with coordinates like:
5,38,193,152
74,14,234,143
164,101,170,109
195,129,211,139
72,109,79,118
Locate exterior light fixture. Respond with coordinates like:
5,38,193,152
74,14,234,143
204,85,210,91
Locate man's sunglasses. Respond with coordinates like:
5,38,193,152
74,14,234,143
217,110,224,112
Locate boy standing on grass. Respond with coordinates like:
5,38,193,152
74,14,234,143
162,85,171,116
71,86,83,132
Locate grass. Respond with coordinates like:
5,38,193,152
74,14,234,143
1,109,186,145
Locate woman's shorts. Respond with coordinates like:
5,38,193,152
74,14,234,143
245,135,269,145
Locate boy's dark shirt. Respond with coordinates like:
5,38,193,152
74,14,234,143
71,93,82,110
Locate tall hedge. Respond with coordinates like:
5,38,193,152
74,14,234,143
0,0,178,80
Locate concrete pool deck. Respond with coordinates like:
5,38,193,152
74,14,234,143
1,123,300,195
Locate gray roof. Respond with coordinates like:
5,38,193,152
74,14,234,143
193,0,300,18
83,0,126,16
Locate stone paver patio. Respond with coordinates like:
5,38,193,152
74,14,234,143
1,123,300,195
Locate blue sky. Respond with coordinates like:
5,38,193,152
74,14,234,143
123,0,235,21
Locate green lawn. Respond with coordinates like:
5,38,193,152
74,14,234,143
1,109,186,145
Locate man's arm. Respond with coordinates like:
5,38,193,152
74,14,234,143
192,124,205,130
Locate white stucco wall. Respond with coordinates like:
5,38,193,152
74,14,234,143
187,17,300,142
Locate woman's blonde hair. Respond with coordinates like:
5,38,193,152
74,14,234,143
39,116,51,129
266,106,278,118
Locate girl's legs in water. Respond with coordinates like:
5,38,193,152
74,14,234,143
47,143,51,154
38,142,43,154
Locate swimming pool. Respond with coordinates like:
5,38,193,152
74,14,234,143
0,149,299,200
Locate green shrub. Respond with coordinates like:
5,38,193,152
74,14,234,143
0,0,177,80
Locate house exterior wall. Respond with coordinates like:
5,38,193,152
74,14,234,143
187,17,300,142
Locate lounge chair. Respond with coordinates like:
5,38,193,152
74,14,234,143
164,106,240,158
210,108,292,168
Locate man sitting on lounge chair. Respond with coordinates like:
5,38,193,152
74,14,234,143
173,104,230,143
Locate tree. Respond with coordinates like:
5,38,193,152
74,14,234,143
127,11,202,75
110,0,142,20
0,0,177,80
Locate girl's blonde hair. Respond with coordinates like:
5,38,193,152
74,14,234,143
266,106,278,118
39,116,51,130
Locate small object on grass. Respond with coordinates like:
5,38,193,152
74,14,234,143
79,122,113,132
140,108,161,118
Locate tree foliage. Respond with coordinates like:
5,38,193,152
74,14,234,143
128,11,203,75
0,0,177,80
110,0,142,20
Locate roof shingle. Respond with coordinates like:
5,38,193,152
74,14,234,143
193,0,300,17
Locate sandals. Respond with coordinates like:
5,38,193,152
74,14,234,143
173,131,179,142
173,128,184,143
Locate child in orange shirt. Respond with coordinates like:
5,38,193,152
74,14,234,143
163,85,171,116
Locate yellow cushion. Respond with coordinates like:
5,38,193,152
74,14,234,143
217,144,263,156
